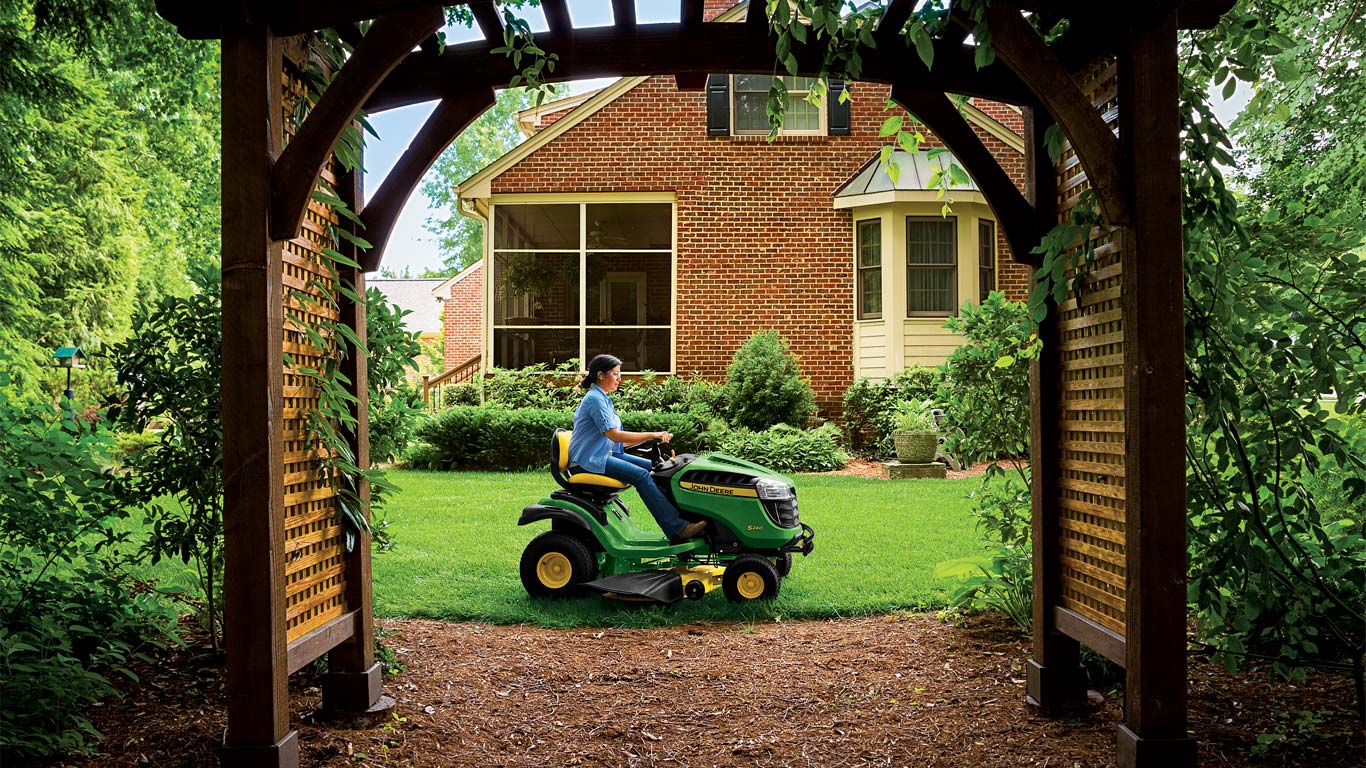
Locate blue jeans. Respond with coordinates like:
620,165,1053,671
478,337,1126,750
600,453,687,539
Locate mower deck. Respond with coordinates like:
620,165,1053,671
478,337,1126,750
583,565,726,603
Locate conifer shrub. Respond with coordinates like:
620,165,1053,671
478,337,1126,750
721,331,816,431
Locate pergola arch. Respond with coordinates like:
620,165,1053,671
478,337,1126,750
156,3,1230,767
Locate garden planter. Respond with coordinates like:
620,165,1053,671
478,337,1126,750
892,430,939,464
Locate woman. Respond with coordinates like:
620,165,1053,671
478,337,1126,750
567,354,708,544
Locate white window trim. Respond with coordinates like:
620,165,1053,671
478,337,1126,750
730,74,827,137
486,196,677,374
855,218,882,321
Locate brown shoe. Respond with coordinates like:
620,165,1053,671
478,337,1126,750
671,520,708,544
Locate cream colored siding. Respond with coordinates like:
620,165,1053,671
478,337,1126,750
903,320,965,368
854,320,888,378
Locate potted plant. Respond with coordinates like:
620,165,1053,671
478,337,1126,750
891,400,939,464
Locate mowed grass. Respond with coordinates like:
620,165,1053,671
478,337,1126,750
373,469,982,628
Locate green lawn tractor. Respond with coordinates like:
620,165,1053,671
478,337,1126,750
517,429,815,603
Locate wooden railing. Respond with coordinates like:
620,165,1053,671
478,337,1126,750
422,354,481,410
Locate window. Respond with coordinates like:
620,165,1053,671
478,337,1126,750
978,219,996,302
856,219,881,319
906,217,957,316
491,201,674,372
731,75,823,135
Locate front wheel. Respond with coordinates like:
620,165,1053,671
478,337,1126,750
772,552,793,577
722,554,781,603
520,532,598,598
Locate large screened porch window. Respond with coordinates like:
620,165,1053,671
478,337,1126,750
491,200,674,373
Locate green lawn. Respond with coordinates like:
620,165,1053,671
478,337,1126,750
372,469,982,628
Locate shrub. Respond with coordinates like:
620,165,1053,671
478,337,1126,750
106,269,225,648
443,381,482,407
934,471,1033,632
842,366,945,457
369,385,424,464
481,362,582,410
716,423,848,473
938,292,1034,470
612,372,724,420
366,287,425,461
721,331,816,431
0,369,178,759
415,405,705,471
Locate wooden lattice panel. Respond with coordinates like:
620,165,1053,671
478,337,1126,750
281,66,350,645
1053,60,1127,635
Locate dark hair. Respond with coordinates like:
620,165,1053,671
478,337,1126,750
580,354,622,390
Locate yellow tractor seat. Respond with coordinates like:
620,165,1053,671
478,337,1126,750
552,429,628,491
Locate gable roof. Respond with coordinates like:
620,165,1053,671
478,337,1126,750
430,258,483,299
368,279,445,334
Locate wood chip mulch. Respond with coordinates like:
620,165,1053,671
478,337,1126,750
43,613,1361,768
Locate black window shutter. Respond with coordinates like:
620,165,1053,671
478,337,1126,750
828,79,851,135
706,75,730,136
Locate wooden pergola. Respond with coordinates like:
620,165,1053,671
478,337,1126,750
153,2,1233,766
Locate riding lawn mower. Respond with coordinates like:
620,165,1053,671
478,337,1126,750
517,429,815,603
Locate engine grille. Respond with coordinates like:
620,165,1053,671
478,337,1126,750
683,470,757,487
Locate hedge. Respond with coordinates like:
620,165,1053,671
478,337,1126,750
412,406,707,471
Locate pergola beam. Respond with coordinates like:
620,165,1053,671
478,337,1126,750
366,23,1035,113
268,5,443,241
359,88,497,272
980,4,1129,225
469,1,503,43
541,0,573,40
890,85,1043,267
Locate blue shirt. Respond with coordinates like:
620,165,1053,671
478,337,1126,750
568,385,623,473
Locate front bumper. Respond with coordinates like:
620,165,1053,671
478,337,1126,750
782,523,815,556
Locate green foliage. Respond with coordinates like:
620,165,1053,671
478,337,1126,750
365,287,424,463
938,292,1034,474
892,399,937,433
479,361,583,411
722,331,816,431
841,366,945,456
934,472,1033,633
414,405,705,471
0,367,178,759
716,423,848,473
106,268,225,648
1181,2,1366,680
611,372,724,420
0,0,219,398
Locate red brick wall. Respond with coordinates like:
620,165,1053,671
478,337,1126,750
490,76,1029,415
704,1,739,22
443,266,482,368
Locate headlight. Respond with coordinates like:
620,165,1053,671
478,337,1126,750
755,479,794,500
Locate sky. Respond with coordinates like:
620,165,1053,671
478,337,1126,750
361,2,1254,277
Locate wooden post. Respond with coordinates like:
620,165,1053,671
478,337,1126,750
322,164,391,719
219,24,298,768
1117,13,1195,767
1024,104,1088,713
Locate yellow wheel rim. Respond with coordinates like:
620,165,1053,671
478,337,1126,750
736,571,766,600
537,552,573,589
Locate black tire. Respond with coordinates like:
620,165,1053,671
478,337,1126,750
520,532,598,598
772,552,793,577
722,554,781,603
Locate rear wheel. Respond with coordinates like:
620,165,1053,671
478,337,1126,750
520,532,598,598
723,554,781,603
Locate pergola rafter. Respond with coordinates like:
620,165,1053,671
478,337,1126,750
152,3,1235,767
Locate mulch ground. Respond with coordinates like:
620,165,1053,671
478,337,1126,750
47,613,1361,768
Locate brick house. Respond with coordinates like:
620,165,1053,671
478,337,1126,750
441,2,1030,415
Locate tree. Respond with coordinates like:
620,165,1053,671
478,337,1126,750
420,86,562,275
0,0,219,399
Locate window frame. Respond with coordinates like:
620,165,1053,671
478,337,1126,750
978,219,996,303
905,215,958,318
855,218,882,320
729,74,827,137
488,198,676,374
